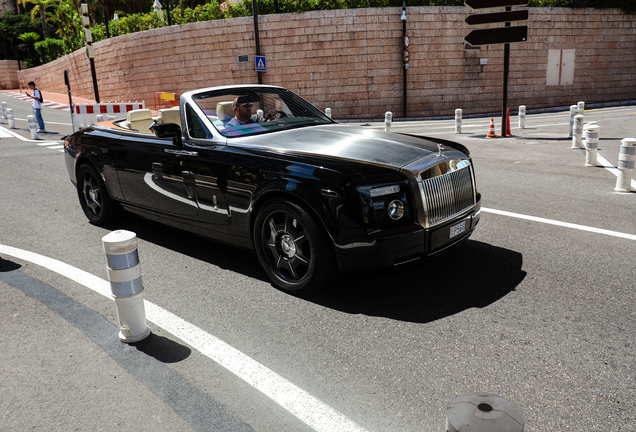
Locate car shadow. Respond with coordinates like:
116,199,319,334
305,240,526,324
103,212,268,282
104,214,524,324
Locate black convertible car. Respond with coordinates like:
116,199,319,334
64,85,481,293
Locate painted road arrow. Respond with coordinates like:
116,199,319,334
464,25,528,46
464,0,528,10
465,9,528,25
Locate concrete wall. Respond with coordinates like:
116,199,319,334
17,6,636,119
0,60,23,89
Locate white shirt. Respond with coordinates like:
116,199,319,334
32,89,42,109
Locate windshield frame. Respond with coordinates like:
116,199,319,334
184,85,336,140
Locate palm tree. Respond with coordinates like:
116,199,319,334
17,31,41,67
17,0,55,38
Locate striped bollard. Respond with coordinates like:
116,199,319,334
325,108,331,118
568,105,578,138
446,393,525,432
0,101,6,124
455,109,462,133
518,105,526,129
570,115,584,149
102,230,151,343
615,138,636,192
584,124,599,166
27,115,38,139
6,108,15,129
385,111,392,132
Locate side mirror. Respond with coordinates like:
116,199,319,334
151,122,183,146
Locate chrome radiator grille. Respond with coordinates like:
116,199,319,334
419,165,475,227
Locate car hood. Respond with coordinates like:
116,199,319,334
233,124,468,170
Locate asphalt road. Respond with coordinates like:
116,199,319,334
1,92,635,432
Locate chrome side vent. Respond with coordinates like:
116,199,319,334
419,165,475,227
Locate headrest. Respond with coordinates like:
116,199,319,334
127,109,153,122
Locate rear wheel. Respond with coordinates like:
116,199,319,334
254,200,336,294
76,164,116,226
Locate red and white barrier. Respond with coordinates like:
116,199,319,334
74,101,145,131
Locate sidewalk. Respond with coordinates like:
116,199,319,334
1,88,96,110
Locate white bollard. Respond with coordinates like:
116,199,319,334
518,105,526,129
385,111,392,132
571,114,584,149
615,138,636,192
0,101,6,124
455,109,462,133
102,230,151,343
27,115,39,139
578,101,585,114
95,114,104,123
446,392,525,432
325,108,331,118
568,105,579,138
6,108,15,129
584,124,599,166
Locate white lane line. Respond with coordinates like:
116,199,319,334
0,125,63,144
482,208,636,241
596,152,636,190
0,244,369,432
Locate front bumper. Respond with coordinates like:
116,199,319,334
333,193,481,272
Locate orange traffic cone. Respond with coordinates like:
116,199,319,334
486,117,496,138
499,109,514,137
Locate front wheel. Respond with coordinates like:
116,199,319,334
254,200,336,294
76,164,116,226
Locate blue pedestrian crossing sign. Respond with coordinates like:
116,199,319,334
255,56,267,72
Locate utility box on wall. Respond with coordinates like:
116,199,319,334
547,49,575,85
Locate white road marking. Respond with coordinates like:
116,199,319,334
595,152,636,190
0,244,369,432
482,208,636,241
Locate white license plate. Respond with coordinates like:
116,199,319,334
449,221,466,239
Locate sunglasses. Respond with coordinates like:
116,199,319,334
237,103,253,108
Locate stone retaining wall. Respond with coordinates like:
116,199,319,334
0,60,22,89
17,6,636,119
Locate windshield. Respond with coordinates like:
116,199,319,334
191,87,335,138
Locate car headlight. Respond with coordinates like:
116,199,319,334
388,200,404,220
370,185,400,198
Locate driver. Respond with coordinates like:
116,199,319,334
226,96,265,127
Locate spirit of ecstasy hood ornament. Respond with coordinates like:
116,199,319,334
436,143,445,158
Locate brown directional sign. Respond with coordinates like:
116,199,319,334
465,9,528,25
464,25,528,46
464,0,528,10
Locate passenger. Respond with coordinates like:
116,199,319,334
226,96,265,127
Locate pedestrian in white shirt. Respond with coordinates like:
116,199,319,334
25,81,46,133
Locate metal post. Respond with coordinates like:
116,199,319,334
89,57,100,103
63,70,76,132
501,7,511,137
252,0,262,85
402,2,407,118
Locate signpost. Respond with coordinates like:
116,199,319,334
464,0,529,137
